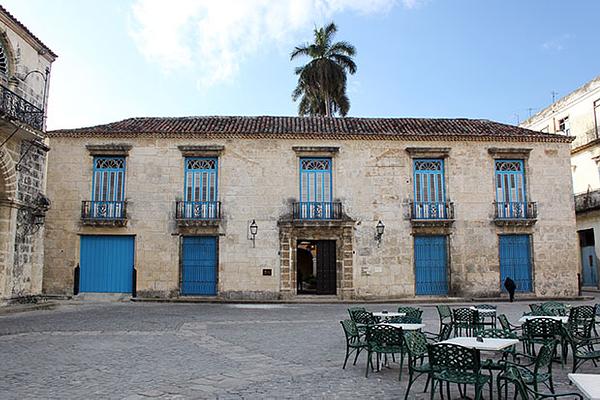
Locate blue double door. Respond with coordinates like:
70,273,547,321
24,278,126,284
181,236,218,295
414,236,449,295
80,235,135,293
499,235,533,292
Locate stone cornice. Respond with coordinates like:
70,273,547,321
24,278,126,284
405,147,450,158
86,144,132,156
292,146,339,157
177,145,224,157
487,147,533,159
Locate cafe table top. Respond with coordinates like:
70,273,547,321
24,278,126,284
438,337,519,351
372,311,406,318
518,315,569,323
568,374,600,400
380,323,425,331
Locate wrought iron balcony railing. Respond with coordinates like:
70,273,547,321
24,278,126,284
176,201,221,220
410,201,454,220
81,200,127,221
292,201,342,220
0,84,44,131
494,201,537,220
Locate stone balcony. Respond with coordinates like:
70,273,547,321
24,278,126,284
575,190,600,214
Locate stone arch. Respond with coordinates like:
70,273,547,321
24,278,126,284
0,30,16,82
0,146,17,201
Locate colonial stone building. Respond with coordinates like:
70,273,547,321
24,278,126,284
0,6,56,303
44,116,578,300
521,75,600,289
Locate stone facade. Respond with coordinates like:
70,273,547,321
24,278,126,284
0,6,55,303
522,75,600,288
43,119,579,299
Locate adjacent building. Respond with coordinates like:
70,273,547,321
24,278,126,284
43,116,578,300
0,6,56,303
521,75,600,288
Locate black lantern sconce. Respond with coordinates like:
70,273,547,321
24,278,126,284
375,220,385,247
249,219,258,247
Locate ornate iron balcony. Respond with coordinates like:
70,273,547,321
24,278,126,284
292,201,342,220
410,201,454,220
494,201,537,220
81,201,127,226
176,201,221,221
0,85,44,131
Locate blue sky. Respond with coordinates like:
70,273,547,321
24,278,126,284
4,0,600,130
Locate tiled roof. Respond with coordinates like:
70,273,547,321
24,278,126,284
0,5,57,58
47,116,572,142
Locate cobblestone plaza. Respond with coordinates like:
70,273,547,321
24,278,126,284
1,298,598,399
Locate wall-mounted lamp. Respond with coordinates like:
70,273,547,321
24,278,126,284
249,219,258,247
375,220,385,247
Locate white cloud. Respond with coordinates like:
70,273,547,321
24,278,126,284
541,33,573,52
129,0,413,87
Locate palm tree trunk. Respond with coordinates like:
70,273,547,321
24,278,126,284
325,93,331,117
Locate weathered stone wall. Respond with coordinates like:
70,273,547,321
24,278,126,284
44,136,579,299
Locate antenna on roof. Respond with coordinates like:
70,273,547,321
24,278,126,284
527,108,535,118
551,90,558,103
514,113,520,125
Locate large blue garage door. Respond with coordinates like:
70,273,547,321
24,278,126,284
80,235,135,293
414,235,448,295
182,236,217,295
499,235,532,292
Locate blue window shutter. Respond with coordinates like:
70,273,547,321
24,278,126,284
495,160,526,218
413,159,445,219
183,157,218,219
299,158,333,219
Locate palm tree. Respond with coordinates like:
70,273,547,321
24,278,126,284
291,22,356,117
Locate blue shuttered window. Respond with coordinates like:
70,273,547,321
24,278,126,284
91,157,126,219
495,160,526,218
499,235,533,292
299,158,333,219
183,157,218,219
413,159,446,219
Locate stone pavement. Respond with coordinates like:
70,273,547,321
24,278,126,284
0,298,598,399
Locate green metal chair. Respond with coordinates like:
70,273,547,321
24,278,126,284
476,304,497,329
479,328,518,373
498,313,526,353
349,309,377,335
340,319,367,369
498,341,557,395
567,305,595,338
427,342,491,400
436,304,453,336
365,324,404,380
388,315,422,324
541,301,568,317
403,330,434,400
561,324,600,373
528,304,547,316
424,322,453,343
497,365,582,400
347,306,366,320
397,306,423,322
452,307,481,337
521,318,562,357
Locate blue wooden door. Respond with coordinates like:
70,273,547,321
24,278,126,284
414,236,448,295
581,246,598,287
299,158,332,219
499,235,532,292
91,156,126,219
182,236,217,295
413,159,446,219
80,235,134,293
183,157,218,219
495,160,526,218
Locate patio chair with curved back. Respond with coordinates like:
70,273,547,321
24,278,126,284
424,322,453,343
427,342,491,400
403,330,433,400
347,306,366,320
365,324,404,380
479,328,519,373
388,315,422,324
567,305,596,338
436,304,452,337
521,317,562,357
340,319,367,369
497,341,558,395
476,304,497,329
349,309,377,334
541,301,568,316
497,364,582,400
452,307,481,337
397,306,423,322
562,323,600,373
528,303,546,316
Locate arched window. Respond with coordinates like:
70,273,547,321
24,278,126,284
0,41,7,78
